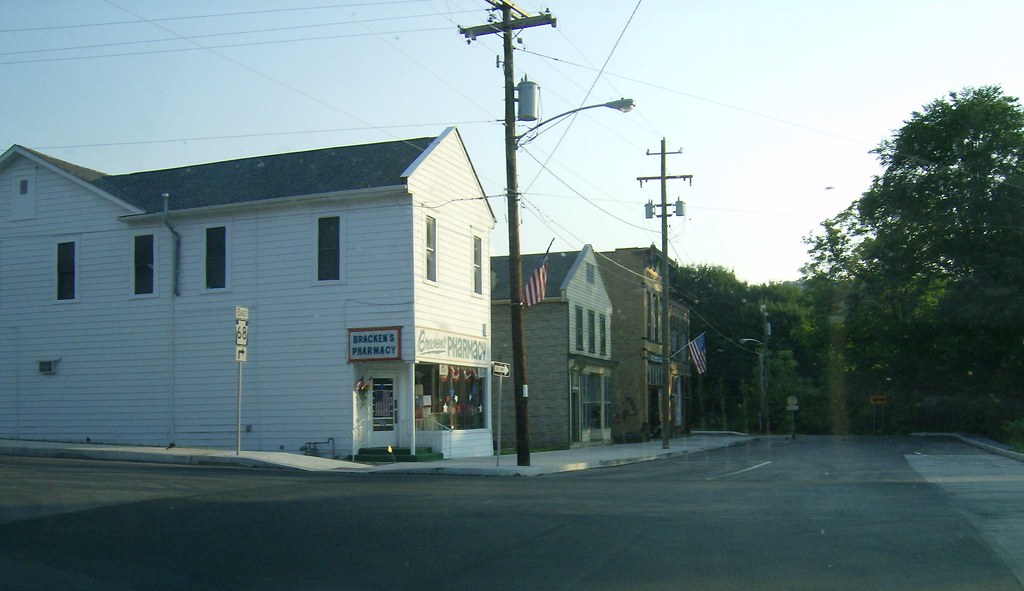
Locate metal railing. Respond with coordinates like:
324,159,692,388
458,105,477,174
416,417,452,458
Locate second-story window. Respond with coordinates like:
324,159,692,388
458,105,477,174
646,290,662,342
318,216,340,281
472,235,483,294
599,313,607,355
425,216,437,282
575,306,584,351
133,234,155,295
205,226,227,290
56,241,76,301
587,310,596,353
13,177,35,220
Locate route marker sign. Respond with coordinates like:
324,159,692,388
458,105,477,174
235,306,249,362
234,306,249,456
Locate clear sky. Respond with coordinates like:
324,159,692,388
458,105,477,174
4,1,1023,284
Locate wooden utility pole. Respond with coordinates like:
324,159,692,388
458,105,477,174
460,2,555,466
639,138,692,450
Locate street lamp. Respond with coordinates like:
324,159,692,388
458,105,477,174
515,98,636,146
461,3,632,466
740,338,769,434
501,98,633,465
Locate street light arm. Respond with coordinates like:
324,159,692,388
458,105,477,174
515,98,634,146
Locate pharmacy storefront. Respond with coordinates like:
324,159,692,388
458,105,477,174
350,326,493,459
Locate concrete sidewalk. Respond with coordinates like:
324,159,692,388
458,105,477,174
0,432,755,476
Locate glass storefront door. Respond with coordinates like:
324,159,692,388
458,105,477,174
370,377,397,447
580,372,611,443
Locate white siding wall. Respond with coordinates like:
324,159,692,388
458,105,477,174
1,133,495,459
0,155,421,454
0,159,173,444
565,247,613,360
162,192,416,455
407,130,493,339
406,130,494,457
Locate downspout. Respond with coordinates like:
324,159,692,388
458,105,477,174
409,361,416,457
161,193,181,297
162,193,180,444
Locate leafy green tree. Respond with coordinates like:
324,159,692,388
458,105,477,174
804,86,1024,437
674,265,758,431
675,266,820,433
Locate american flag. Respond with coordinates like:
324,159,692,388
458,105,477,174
688,333,708,375
522,255,548,307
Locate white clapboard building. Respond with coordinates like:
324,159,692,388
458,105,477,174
0,127,495,459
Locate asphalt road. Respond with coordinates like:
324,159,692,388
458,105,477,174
2,436,1022,590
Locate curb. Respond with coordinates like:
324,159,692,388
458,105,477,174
377,435,759,477
912,432,1024,463
0,442,372,472
0,443,275,470
1,434,757,476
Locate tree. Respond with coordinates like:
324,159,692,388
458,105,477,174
675,265,820,433
804,86,1024,437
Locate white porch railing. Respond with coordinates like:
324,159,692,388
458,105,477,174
416,417,452,458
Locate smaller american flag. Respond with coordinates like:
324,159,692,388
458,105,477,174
522,255,548,307
688,333,708,375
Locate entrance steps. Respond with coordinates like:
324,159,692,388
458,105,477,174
354,446,444,463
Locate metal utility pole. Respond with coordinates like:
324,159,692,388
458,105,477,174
639,138,692,450
460,1,555,467
761,303,771,434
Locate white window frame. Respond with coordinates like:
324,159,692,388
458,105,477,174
315,214,343,284
472,234,483,295
588,309,596,353
11,174,36,221
575,305,584,351
131,232,158,298
204,224,230,292
425,215,437,283
55,237,79,303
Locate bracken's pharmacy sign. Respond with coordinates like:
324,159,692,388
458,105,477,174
415,327,488,365
348,327,402,362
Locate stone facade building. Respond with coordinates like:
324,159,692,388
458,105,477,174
599,246,690,442
491,245,614,450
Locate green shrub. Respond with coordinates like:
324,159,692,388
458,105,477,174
1006,419,1024,453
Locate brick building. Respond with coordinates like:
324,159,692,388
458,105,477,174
598,246,690,442
491,245,614,450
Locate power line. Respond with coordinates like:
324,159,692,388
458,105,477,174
74,0,466,161
520,147,652,232
0,26,453,65
93,0,370,136
0,1,429,33
518,47,878,151
0,10,477,58
37,120,497,150
522,0,642,196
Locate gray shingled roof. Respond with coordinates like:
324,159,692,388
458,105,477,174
491,250,581,301
26,136,438,213
21,146,107,183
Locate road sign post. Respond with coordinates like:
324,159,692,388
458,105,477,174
871,395,887,434
493,362,510,466
786,396,799,439
235,306,249,456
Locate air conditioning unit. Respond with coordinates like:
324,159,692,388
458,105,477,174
38,359,58,375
